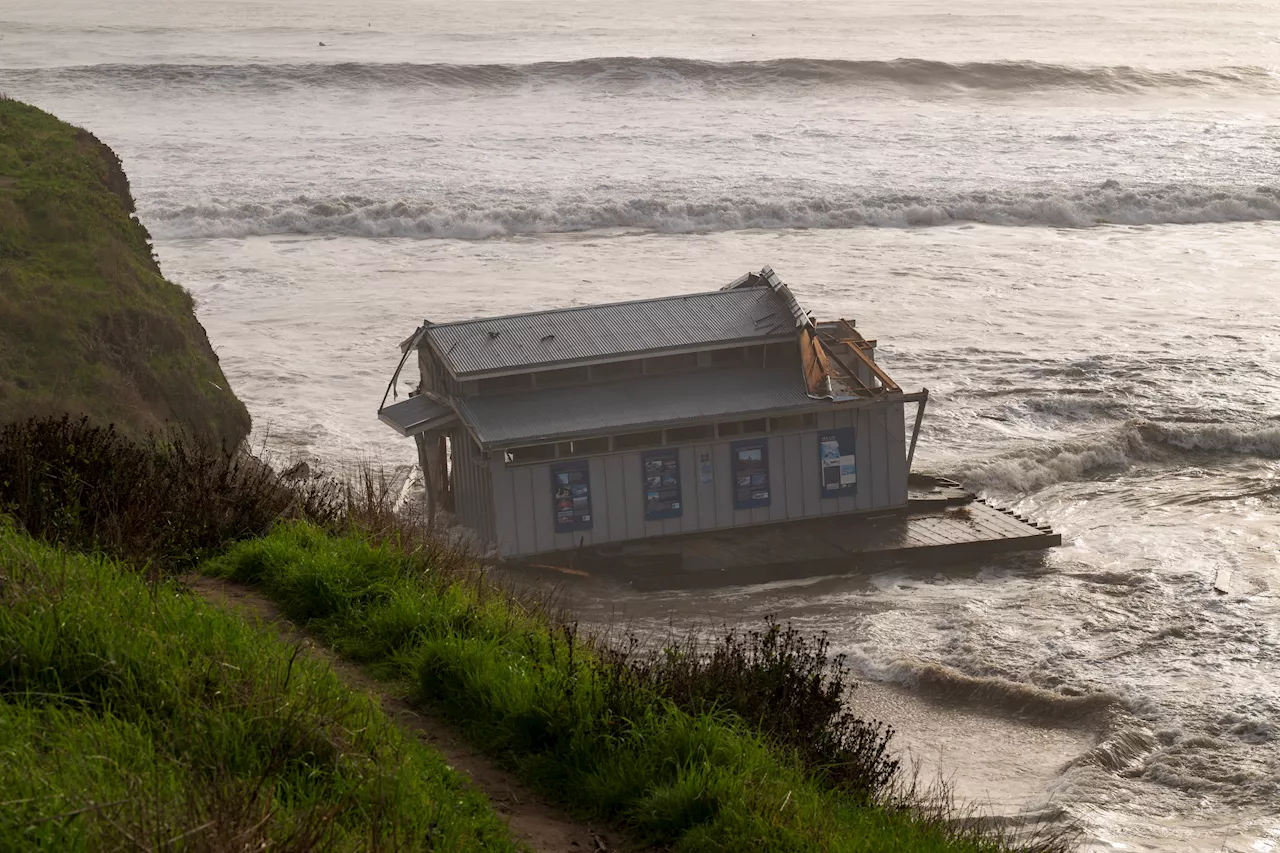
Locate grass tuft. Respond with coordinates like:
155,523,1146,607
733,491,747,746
0,517,520,852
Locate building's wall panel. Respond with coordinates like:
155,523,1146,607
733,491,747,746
835,409,858,515
678,445,700,533
512,466,537,555
588,456,611,543
713,441,734,528
604,455,628,543
487,400,910,557
694,443,716,530
449,430,497,541
766,436,788,523
871,406,892,510
491,463,518,557
783,434,804,520
819,409,849,514
887,402,908,507
854,408,873,512
622,452,645,540
799,431,821,517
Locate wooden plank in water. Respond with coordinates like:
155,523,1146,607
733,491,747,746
901,522,952,548
969,505,1034,539
926,517,977,545
1213,567,1233,595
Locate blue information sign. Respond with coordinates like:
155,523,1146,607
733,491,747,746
731,439,771,509
551,460,593,532
818,427,857,497
642,449,683,520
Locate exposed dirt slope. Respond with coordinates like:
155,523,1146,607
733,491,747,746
0,98,249,448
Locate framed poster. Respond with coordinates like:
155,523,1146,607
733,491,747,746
731,439,771,509
818,427,857,497
642,449,683,520
551,460,593,532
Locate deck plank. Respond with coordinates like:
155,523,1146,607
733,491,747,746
550,497,1060,580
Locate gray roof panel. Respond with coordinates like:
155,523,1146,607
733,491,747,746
378,394,457,437
426,287,795,378
456,367,820,447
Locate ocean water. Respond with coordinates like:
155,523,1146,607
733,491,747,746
4,2,1279,849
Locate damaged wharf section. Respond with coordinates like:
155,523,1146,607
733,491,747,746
379,266,1059,577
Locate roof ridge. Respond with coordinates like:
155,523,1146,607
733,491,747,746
425,285,771,330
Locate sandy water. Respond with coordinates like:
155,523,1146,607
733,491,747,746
4,2,1280,849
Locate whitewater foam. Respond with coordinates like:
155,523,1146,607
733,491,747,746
142,185,1280,240
856,657,1122,724
7,58,1279,96
953,420,1280,493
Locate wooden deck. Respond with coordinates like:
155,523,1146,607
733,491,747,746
517,484,1060,586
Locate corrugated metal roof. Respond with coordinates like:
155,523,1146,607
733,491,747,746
425,287,794,378
378,394,457,437
456,367,821,447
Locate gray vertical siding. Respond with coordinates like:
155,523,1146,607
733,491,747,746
854,409,873,512
487,399,908,557
870,406,891,509
604,455,627,543
887,405,908,507
449,430,496,542
678,445,700,532
782,435,804,520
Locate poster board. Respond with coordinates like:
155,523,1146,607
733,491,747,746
731,439,771,509
642,449,683,520
551,460,593,532
818,427,857,497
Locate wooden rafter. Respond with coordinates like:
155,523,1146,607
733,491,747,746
827,319,901,393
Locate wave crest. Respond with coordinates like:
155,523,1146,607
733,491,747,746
9,57,1280,95
867,659,1120,724
955,420,1280,493
144,185,1280,240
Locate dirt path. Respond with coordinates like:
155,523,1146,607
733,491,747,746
187,575,635,853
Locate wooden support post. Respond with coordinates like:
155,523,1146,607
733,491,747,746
906,391,928,474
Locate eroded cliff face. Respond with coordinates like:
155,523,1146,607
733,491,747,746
0,99,250,448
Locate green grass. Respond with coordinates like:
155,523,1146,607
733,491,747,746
0,517,521,852
0,98,249,447
205,522,1051,853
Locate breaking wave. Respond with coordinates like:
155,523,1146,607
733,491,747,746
144,185,1280,239
862,658,1121,724
8,57,1280,96
955,420,1280,493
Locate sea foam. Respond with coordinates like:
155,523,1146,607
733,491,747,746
13,58,1280,96
954,420,1280,493
144,184,1280,240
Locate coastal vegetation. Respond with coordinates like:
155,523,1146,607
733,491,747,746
0,99,249,448
0,416,1072,852
0,518,520,851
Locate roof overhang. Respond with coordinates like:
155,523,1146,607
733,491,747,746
447,365,922,450
378,394,458,437
463,390,924,450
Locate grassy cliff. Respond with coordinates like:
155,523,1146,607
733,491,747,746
0,518,520,851
0,98,249,448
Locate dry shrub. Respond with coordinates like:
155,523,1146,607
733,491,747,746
0,415,342,573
